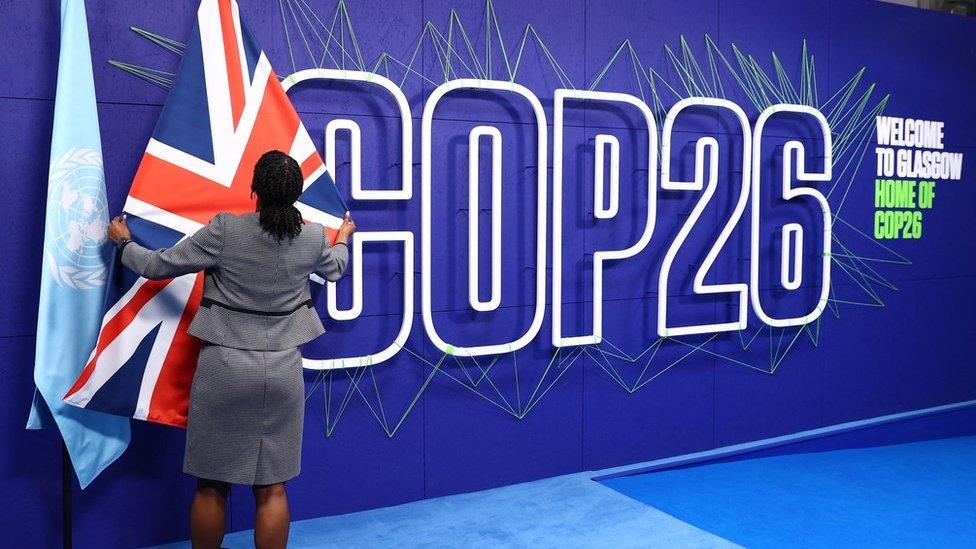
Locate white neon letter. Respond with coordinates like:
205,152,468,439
781,223,803,291
468,126,502,312
422,79,548,357
594,134,621,219
283,69,412,200
657,98,752,337
552,90,658,347
751,104,832,327
283,69,414,368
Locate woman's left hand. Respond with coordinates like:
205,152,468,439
107,215,132,244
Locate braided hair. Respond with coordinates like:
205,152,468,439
251,150,303,241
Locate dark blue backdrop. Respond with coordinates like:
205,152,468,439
2,1,974,547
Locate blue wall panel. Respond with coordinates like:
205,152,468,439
581,332,717,469
584,0,720,108
0,2,59,100
72,423,193,549
821,275,976,425
717,0,831,121
712,328,826,447
423,310,583,497
829,0,976,148
0,98,52,338
0,336,63,549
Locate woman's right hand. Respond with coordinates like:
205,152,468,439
336,211,356,243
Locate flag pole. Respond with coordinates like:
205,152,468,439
61,439,72,549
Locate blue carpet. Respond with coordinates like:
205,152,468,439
602,436,976,549
148,472,738,548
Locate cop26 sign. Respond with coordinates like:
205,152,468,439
283,70,833,367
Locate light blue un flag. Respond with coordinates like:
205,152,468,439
27,0,130,489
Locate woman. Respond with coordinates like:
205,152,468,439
107,150,356,549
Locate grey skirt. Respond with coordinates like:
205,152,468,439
183,343,304,485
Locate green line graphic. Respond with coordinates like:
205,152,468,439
111,0,904,436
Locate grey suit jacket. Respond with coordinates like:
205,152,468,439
120,212,348,351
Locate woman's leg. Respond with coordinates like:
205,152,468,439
190,477,230,549
253,483,290,549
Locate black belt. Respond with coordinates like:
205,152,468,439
200,297,314,317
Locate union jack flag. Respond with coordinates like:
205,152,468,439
63,0,346,427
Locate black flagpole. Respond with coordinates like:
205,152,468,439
61,439,72,549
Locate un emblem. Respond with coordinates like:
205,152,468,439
45,148,109,290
